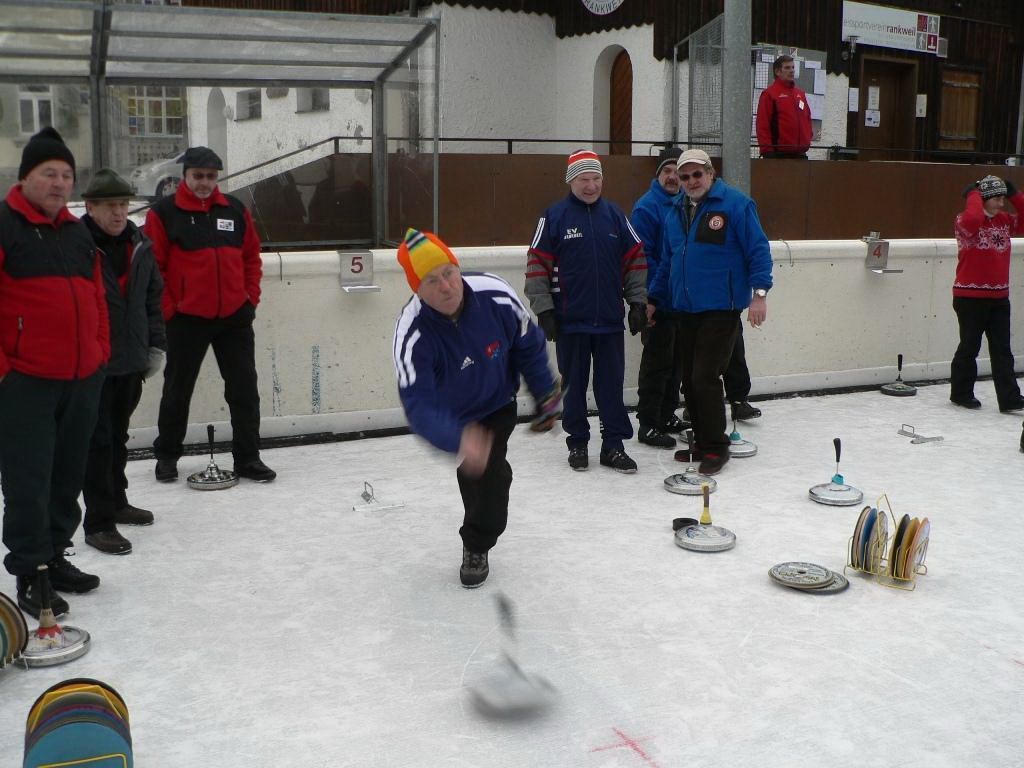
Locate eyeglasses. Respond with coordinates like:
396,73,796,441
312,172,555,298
188,172,218,181
678,170,705,182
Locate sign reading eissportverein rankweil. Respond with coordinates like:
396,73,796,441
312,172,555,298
581,0,625,15
842,1,940,54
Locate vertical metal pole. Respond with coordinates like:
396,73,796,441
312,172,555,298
432,22,440,234
671,44,679,144
372,79,386,246
722,0,752,194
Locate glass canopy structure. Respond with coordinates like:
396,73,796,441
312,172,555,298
0,0,439,245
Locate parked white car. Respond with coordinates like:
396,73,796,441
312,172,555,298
129,155,181,199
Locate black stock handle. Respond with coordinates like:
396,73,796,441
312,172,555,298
897,353,903,373
207,424,215,457
833,437,842,464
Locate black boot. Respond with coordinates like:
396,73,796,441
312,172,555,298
460,547,489,588
84,529,133,556
17,574,69,620
155,458,178,482
235,458,277,483
115,504,155,526
48,555,100,594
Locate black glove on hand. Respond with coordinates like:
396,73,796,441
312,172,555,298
537,310,558,342
1006,180,1018,197
530,376,563,433
962,180,980,198
628,303,647,336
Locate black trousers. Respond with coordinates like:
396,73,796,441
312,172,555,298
723,323,752,403
0,371,103,575
83,373,144,534
678,311,740,455
951,297,1021,408
457,402,517,554
636,310,685,428
154,303,262,464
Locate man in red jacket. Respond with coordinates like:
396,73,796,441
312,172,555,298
950,174,1024,412
146,147,276,483
0,128,109,618
756,55,813,159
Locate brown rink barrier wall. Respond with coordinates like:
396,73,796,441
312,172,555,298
237,153,1024,247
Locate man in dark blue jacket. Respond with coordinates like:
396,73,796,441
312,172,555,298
393,229,561,588
526,150,648,473
81,169,166,556
632,147,685,449
651,149,773,476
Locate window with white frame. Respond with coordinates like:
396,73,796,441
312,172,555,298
296,87,330,113
18,85,53,135
125,86,184,137
236,89,262,121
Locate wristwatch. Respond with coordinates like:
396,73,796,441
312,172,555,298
754,288,768,298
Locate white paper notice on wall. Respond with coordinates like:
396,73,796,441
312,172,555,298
865,109,881,128
848,88,859,112
867,86,881,111
813,69,827,95
807,93,825,120
916,94,927,118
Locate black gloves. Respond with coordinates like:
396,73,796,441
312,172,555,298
628,303,647,336
1007,180,1018,197
961,180,980,198
537,310,558,342
530,376,563,433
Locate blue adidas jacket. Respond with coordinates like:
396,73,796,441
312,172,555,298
631,178,679,296
393,272,555,454
525,193,646,334
650,178,773,313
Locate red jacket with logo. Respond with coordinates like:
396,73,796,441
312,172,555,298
756,78,813,156
0,185,110,380
145,182,262,321
953,189,1024,299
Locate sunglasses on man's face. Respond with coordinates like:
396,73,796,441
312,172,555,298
679,170,704,182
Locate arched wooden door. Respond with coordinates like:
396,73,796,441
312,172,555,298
610,50,632,156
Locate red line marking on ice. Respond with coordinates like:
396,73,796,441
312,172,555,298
590,728,662,768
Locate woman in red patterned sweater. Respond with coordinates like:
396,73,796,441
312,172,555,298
951,174,1024,412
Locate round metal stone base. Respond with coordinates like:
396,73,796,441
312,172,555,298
729,438,758,458
808,481,863,506
19,626,91,668
674,524,736,552
769,562,833,589
187,466,239,491
664,472,717,495
805,571,850,594
880,381,917,397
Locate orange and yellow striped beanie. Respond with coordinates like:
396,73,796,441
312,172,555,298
397,228,460,292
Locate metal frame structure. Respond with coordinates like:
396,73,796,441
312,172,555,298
0,0,440,242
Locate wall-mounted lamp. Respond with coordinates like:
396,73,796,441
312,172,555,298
863,231,903,274
841,35,859,61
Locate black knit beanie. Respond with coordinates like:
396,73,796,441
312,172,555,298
19,127,76,180
655,147,683,176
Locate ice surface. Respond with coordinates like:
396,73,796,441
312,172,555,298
2,382,1023,767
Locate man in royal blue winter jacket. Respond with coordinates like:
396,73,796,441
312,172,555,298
651,149,773,477
526,150,648,474
393,229,561,589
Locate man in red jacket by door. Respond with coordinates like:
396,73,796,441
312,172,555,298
756,55,813,159
145,147,276,484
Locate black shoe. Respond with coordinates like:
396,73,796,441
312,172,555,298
16,574,69,620
662,414,690,434
48,555,100,594
84,529,132,556
115,504,154,526
638,426,676,449
155,458,178,482
460,547,489,588
568,447,589,471
235,459,277,483
731,401,762,420
698,452,729,476
1020,427,1024,453
950,396,982,409
674,447,703,463
600,448,638,474
999,398,1024,413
